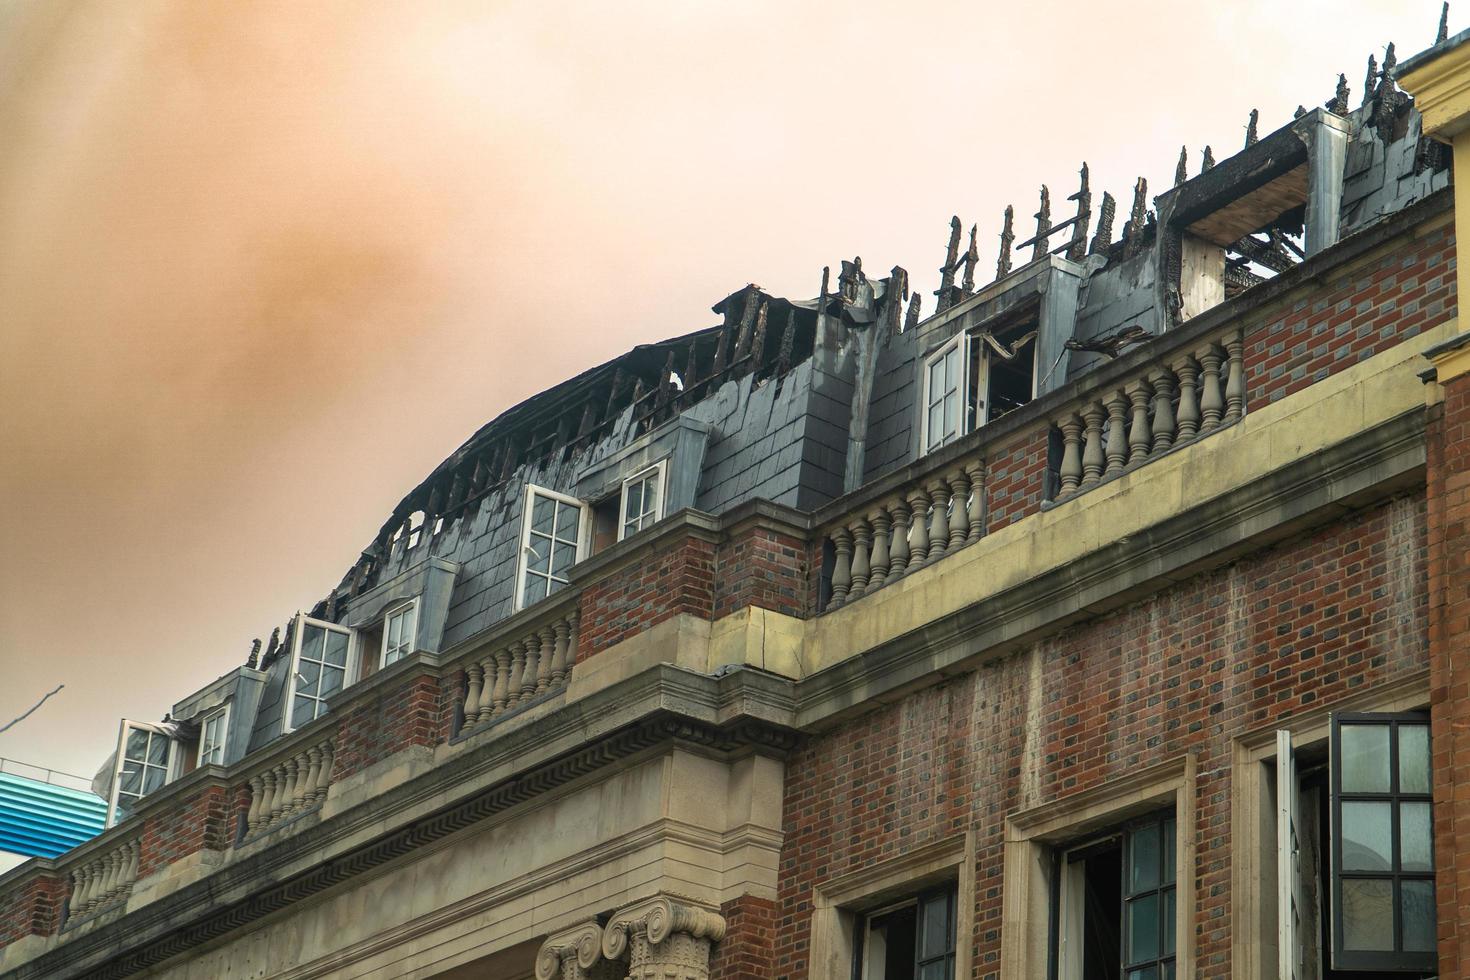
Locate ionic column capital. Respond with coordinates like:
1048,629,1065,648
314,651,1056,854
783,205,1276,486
536,921,606,980
602,895,728,976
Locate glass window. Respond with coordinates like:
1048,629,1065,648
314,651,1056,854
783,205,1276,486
381,602,416,667
619,463,665,541
923,338,964,454
1330,712,1435,972
110,721,173,825
857,885,956,980
518,486,586,609
286,616,353,732
197,706,229,767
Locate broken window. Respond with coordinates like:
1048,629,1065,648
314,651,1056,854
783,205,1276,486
284,616,354,732
196,706,228,767
1276,715,1436,978
381,600,417,668
854,885,956,980
516,486,587,610
920,319,1038,455
619,462,666,541
1055,811,1177,980
107,721,175,825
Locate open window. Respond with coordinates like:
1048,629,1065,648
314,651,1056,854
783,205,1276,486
618,461,666,541
1274,713,1436,977
196,705,229,767
515,485,588,610
283,615,355,733
380,600,417,668
106,721,176,826
1056,811,1177,980
855,885,957,980
920,318,1037,455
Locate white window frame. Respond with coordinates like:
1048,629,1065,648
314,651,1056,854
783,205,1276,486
380,599,418,668
106,719,177,827
282,612,357,734
920,333,970,454
617,460,668,542
196,704,230,768
514,484,590,611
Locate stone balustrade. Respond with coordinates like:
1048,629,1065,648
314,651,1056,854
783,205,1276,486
821,455,986,611
243,739,335,837
458,606,579,731
1050,329,1245,500
66,836,139,920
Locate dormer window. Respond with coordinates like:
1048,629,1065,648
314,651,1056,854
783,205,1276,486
516,485,588,610
107,721,175,825
284,616,354,733
381,601,417,667
618,462,666,541
920,318,1037,455
196,706,229,767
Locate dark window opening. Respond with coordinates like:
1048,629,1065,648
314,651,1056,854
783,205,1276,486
853,885,956,980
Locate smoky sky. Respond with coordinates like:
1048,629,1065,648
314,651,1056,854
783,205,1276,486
0,0,1437,793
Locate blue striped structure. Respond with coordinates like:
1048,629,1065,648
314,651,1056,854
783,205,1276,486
0,772,107,859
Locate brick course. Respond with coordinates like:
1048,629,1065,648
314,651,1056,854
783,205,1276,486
138,785,230,878
332,673,444,781
0,875,64,948
708,894,778,979
578,535,716,658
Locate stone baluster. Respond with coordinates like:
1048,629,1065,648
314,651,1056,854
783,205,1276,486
463,663,484,728
120,841,138,897
266,765,288,825
947,469,969,550
246,775,265,834
1174,355,1200,442
1126,381,1152,466
520,634,542,704
1081,402,1106,487
964,460,985,539
603,895,729,980
70,866,90,914
848,519,871,600
303,746,323,807
535,626,555,694
828,527,852,608
550,618,571,687
867,508,891,590
927,480,951,562
565,612,580,675
255,768,277,831
1104,390,1128,476
1223,332,1245,424
94,852,118,909
906,488,931,566
1149,368,1176,454
1058,414,1083,495
1198,343,1224,433
279,757,301,817
507,640,528,707
887,498,911,578
312,741,334,804
491,647,512,717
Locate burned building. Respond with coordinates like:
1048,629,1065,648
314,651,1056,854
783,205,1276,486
2,16,1470,980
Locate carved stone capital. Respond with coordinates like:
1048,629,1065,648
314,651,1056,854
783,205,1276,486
536,921,612,980
602,896,728,980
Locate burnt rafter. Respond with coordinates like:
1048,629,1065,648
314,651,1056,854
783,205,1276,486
1090,192,1116,255
1328,73,1351,115
996,205,1015,279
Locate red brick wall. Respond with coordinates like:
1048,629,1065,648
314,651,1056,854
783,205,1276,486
1426,370,1470,978
577,535,715,659
332,673,444,781
774,494,1427,979
985,430,1047,534
1247,225,1455,406
138,785,230,878
713,526,810,620
0,874,65,949
710,894,777,979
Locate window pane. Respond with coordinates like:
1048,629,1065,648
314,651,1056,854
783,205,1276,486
1126,968,1158,980
1162,818,1176,884
918,892,951,958
1399,724,1431,794
1341,801,1393,871
1340,724,1391,793
1401,879,1437,952
643,472,660,511
943,391,958,436
1162,962,1175,980
1127,893,1160,964
1162,887,1176,956
319,664,345,699
928,402,943,447
301,624,326,662
146,734,169,766
291,694,315,729
526,536,550,573
1130,823,1161,892
531,495,555,534
118,765,142,796
554,501,580,540
928,359,945,403
323,629,349,667
552,542,577,575
1400,801,1434,872
125,728,149,761
142,766,166,795
919,963,948,980
297,658,321,696
522,574,547,607
624,482,642,522
1341,878,1394,950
